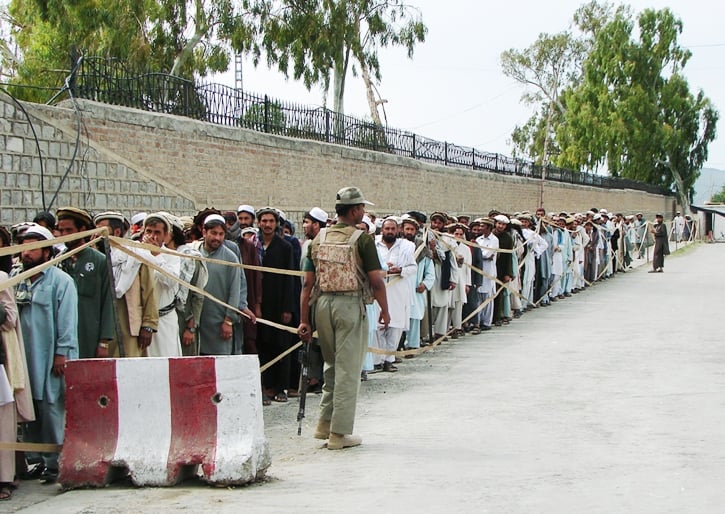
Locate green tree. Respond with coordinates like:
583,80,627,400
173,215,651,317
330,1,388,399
254,0,426,123
501,31,583,165
557,7,718,212
711,184,725,204
241,99,285,132
500,2,623,166
1,0,258,100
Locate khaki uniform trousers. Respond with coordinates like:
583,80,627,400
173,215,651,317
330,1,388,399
314,293,368,436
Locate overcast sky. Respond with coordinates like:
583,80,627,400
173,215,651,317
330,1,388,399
216,0,725,171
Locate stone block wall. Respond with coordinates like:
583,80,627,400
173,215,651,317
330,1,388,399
0,96,675,227
0,95,195,225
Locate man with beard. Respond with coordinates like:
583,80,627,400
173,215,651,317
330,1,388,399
56,207,114,359
492,215,513,326
299,208,329,391
428,212,458,339
402,217,434,352
198,214,254,355
298,186,390,450
256,207,295,403
141,213,183,357
236,204,256,230
373,218,416,371
93,212,158,358
231,205,262,356
16,224,78,483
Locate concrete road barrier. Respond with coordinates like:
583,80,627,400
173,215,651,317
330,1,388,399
59,356,270,489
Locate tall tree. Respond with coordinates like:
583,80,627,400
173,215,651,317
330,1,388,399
557,7,718,212
1,0,258,100
501,2,623,165
501,31,583,165
254,0,426,121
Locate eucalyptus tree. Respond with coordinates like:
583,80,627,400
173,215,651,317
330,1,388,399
254,0,426,123
2,0,258,101
558,7,718,212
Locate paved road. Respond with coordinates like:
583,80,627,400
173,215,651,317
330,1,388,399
10,243,725,513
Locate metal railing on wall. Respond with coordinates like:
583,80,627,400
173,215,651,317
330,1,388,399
71,56,671,196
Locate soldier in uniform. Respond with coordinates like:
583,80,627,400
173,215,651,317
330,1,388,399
298,187,390,450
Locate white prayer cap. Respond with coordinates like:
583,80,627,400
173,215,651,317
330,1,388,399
593,214,602,221
203,214,227,228
241,227,257,236
493,214,510,224
237,204,255,216
600,208,608,214
131,212,147,226
362,215,376,234
306,207,328,224
20,223,54,241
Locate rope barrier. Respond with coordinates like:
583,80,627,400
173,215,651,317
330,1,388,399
0,236,102,292
108,239,301,337
1,218,701,368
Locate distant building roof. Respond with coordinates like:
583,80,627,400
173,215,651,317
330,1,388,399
692,204,725,217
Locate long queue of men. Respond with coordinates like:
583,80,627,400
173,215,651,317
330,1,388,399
358,207,657,376
0,200,662,496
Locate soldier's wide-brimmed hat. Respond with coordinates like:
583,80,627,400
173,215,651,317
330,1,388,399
335,187,373,206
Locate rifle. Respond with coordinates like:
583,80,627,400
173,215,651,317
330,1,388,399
297,341,310,436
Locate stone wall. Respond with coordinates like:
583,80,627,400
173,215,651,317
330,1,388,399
0,96,195,224
0,96,676,226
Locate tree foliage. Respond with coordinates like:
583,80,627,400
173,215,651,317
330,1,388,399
711,184,725,204
557,7,718,212
254,0,426,119
501,31,583,163
1,0,258,101
504,2,718,212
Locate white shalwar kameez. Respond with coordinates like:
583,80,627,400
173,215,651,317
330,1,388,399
430,235,459,336
374,238,416,365
448,241,471,331
148,249,183,357
475,232,498,328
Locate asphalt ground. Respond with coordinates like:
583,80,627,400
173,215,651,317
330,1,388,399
7,242,725,513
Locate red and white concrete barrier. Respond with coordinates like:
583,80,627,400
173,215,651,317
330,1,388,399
59,356,270,488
